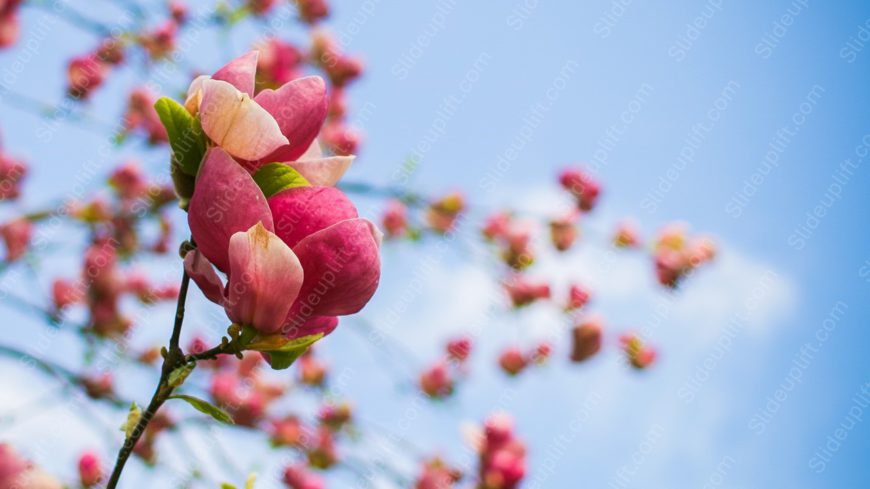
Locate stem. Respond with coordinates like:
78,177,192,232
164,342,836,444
105,267,191,489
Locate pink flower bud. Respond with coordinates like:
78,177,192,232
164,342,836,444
613,220,640,248
169,1,188,24
318,402,352,431
77,451,104,487
620,333,657,369
415,457,461,489
139,20,177,60
96,37,125,65
549,212,578,251
0,151,27,201
565,283,591,311
419,361,454,398
503,276,550,308
297,0,330,24
270,415,308,448
307,426,338,469
570,317,603,363
52,278,84,310
67,54,107,99
559,167,601,212
0,11,20,49
446,336,472,362
123,88,168,144
0,217,31,262
82,372,114,399
426,192,465,234
498,348,527,376
530,342,552,364
381,199,408,238
283,463,324,489
247,0,277,15
255,38,303,89
298,349,328,386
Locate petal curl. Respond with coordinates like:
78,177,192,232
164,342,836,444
183,249,226,305
199,79,288,161
188,148,274,272
212,51,258,96
286,218,381,323
226,223,304,334
254,76,328,164
268,186,358,248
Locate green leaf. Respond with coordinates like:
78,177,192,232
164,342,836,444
168,361,195,388
154,97,206,176
252,163,310,198
220,484,237,489
256,334,323,370
122,402,142,438
169,394,234,424
245,333,323,353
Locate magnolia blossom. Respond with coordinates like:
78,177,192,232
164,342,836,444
549,211,578,251
67,54,107,99
318,402,353,431
297,0,330,24
0,0,21,49
652,223,715,288
298,348,328,386
0,444,62,489
559,167,601,212
270,415,309,448
139,20,177,59
503,276,550,308
0,217,31,262
446,336,472,363
620,333,656,369
255,38,303,89
498,347,527,376
570,316,603,363
426,192,465,234
283,464,324,489
185,51,352,178
613,220,641,248
473,414,526,489
0,150,27,200
381,199,409,238
78,451,104,487
415,457,462,489
184,148,381,340
123,88,168,144
565,283,591,311
420,361,454,398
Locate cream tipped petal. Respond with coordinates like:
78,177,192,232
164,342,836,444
288,155,354,187
199,79,289,161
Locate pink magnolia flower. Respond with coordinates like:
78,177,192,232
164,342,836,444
549,211,578,251
477,414,526,489
565,283,591,311
0,217,31,262
139,20,177,60
52,278,84,310
0,150,27,201
321,121,362,156
186,51,352,180
209,370,267,427
67,54,107,99
613,220,640,248
426,192,465,234
298,348,328,386
108,161,148,200
503,276,550,308
283,463,324,489
307,426,338,469
446,336,472,363
559,167,601,212
620,333,657,369
270,415,309,448
570,316,603,363
77,451,104,487
123,88,168,144
498,347,527,376
482,211,512,242
184,148,380,339
381,199,408,238
419,361,454,398
297,0,330,24
255,38,303,89
415,457,462,489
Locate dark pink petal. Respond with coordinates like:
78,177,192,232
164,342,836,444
225,223,303,334
285,218,381,324
268,186,358,248
254,76,328,164
284,316,339,340
212,51,258,96
183,249,226,305
188,148,274,272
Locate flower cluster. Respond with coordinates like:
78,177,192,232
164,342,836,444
474,414,526,489
178,52,381,354
419,336,474,399
652,223,716,288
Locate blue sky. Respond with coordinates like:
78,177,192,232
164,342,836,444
0,0,869,487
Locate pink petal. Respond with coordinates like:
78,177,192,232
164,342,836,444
288,155,353,187
188,148,274,272
183,249,226,305
268,186,358,248
285,316,339,340
199,79,289,161
254,76,328,164
212,51,258,97
226,223,304,334
286,218,381,324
